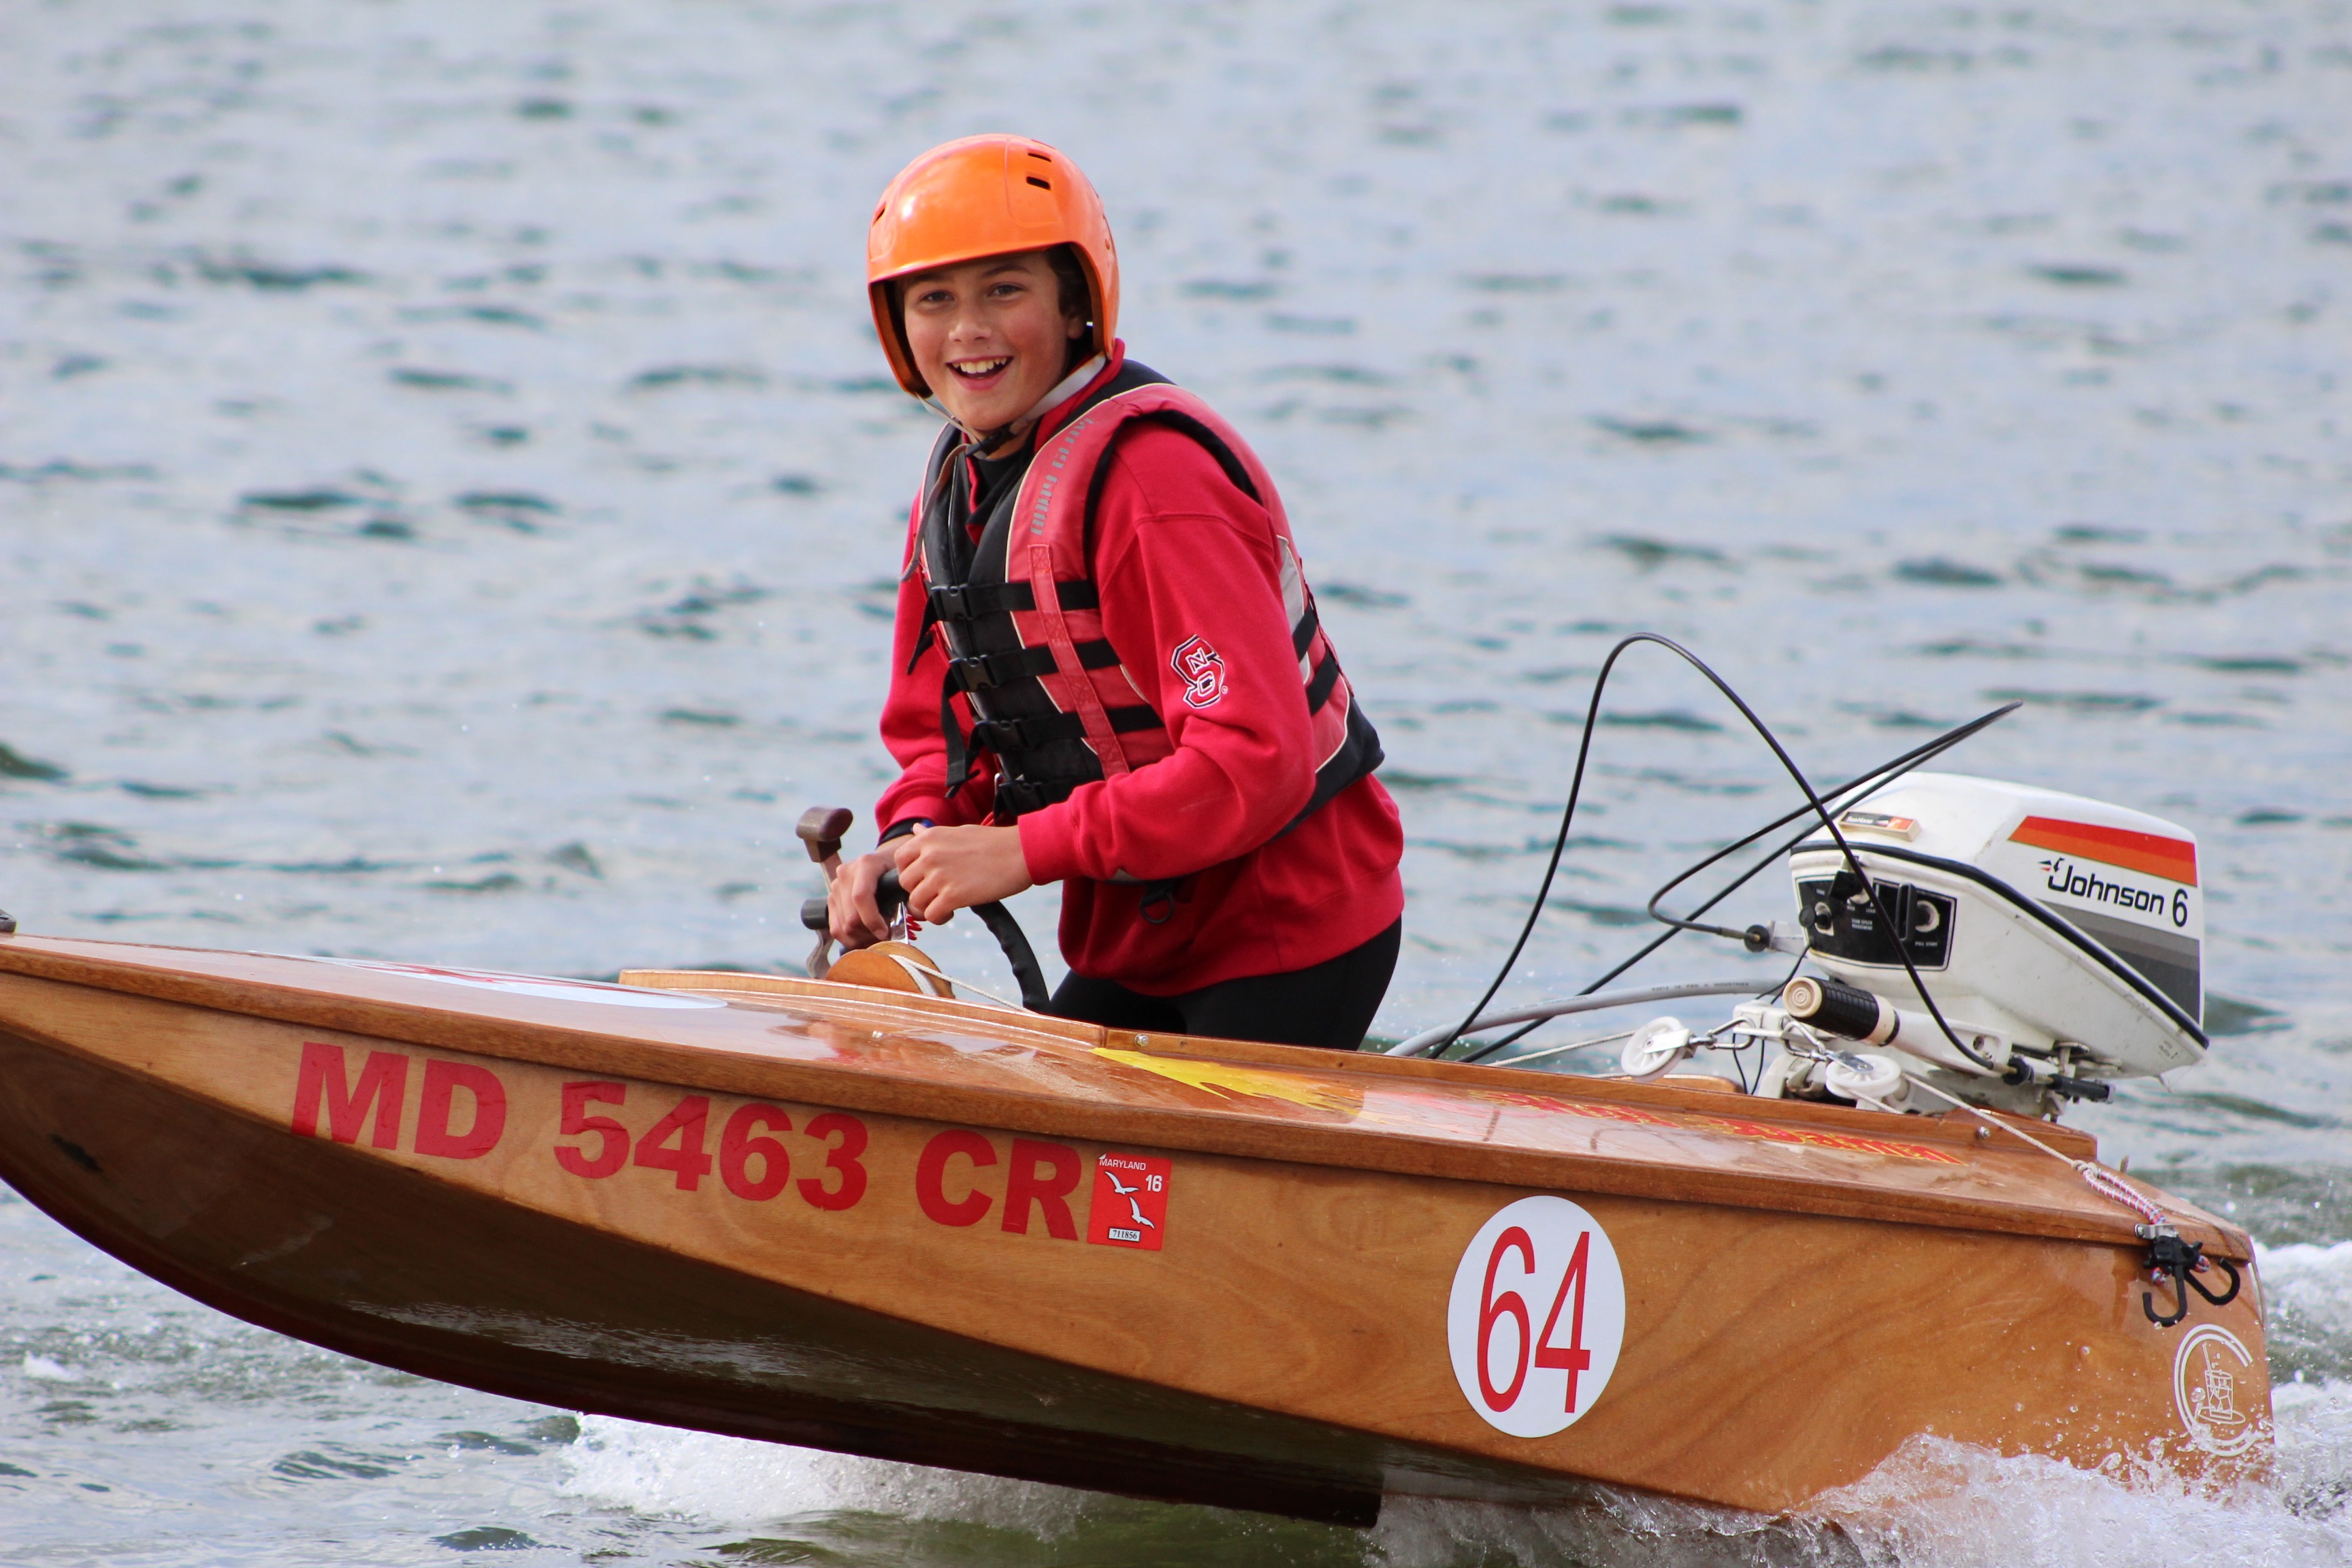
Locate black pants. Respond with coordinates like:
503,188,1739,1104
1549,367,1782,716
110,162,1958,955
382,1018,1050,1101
1046,919,1401,1051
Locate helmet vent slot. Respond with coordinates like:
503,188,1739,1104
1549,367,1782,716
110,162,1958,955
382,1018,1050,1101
1026,176,1052,190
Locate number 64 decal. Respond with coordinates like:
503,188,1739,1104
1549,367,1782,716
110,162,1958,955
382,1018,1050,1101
1447,1196,1627,1438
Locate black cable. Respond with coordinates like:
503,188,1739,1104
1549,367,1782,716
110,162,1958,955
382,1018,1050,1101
1432,636,1652,1056
1639,702,2022,943
1459,707,2016,1064
1656,645,2005,1073
1733,948,1812,1091
1437,636,2005,1073
1477,1016,1547,1056
1458,702,2016,1064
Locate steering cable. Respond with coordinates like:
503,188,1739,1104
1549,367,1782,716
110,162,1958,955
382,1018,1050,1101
1428,635,2010,1072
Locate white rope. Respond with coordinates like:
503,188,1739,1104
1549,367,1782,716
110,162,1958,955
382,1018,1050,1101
1491,1028,1638,1068
882,953,949,998
881,953,1028,1013
1892,1065,2169,1226
2076,1161,2172,1229
1387,979,1765,1056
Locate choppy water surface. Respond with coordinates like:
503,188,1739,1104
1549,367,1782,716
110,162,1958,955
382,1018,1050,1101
3,1,2349,1562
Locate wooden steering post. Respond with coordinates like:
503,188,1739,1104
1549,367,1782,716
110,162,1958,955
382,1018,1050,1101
796,806,854,978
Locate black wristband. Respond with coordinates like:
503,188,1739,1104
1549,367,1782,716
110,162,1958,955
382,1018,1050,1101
877,817,933,845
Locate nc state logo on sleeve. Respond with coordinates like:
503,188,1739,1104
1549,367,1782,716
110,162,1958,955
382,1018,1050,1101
1170,635,1228,709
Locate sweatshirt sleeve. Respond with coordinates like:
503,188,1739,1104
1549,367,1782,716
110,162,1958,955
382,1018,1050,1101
872,500,994,836
1015,425,1318,885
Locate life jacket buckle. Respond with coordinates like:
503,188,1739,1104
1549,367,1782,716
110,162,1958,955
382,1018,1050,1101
970,716,1032,751
915,371,1384,847
948,652,1002,691
994,776,1056,818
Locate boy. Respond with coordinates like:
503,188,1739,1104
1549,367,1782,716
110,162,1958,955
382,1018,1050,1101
830,135,1403,1049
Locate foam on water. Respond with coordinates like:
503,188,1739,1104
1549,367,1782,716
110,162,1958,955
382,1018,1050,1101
1822,1424,2352,1568
553,1400,2352,1568
561,1413,1091,1537
2262,1240,2352,1370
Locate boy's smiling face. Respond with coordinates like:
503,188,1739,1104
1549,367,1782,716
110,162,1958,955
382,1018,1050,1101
899,248,1088,441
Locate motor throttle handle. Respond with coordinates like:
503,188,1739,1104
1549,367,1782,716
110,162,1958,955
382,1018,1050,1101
800,868,909,932
796,806,853,861
798,805,858,977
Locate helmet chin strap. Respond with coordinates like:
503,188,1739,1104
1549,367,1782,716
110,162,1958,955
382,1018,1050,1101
926,355,1107,454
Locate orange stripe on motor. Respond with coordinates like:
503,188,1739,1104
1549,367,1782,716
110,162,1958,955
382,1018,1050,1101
2010,816,2198,886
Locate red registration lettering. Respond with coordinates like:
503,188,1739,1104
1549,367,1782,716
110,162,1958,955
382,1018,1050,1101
1001,1139,1081,1239
414,1060,508,1159
798,1111,868,1211
719,1103,793,1201
915,1130,996,1226
634,1095,715,1190
291,1042,407,1149
555,1081,628,1178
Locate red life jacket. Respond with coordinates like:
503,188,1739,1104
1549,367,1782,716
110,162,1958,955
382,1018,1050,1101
914,357,1382,834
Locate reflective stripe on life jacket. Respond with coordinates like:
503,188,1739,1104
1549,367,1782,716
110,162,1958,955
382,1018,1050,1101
913,358,1382,833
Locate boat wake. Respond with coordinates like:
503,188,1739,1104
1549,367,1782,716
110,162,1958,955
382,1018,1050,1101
561,1414,1097,1539
553,1241,2352,1563
555,1222,2352,1565
1809,1416,2350,1568
1382,1393,2349,1568
2266,1239,2352,1384
561,1378,2352,1567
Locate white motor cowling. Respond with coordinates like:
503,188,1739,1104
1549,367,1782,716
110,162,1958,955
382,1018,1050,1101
1784,772,2204,1082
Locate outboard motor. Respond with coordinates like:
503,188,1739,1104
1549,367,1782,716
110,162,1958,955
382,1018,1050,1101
1781,773,2206,1094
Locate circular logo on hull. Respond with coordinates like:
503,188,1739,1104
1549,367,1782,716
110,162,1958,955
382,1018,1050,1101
2172,1323,2259,1456
1447,1196,1627,1439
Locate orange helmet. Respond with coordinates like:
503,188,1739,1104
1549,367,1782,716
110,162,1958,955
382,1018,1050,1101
866,135,1120,398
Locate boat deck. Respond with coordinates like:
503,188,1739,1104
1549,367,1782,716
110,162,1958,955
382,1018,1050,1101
0,936,2240,1256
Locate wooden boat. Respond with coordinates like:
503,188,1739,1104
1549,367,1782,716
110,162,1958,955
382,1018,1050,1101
0,933,2269,1526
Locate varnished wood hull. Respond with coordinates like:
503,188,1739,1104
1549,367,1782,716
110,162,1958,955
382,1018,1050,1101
0,938,2272,1523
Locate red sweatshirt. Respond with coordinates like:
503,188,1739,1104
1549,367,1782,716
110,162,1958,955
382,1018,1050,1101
872,391,1405,994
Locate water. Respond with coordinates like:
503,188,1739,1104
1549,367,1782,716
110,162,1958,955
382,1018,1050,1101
1,0,2347,1560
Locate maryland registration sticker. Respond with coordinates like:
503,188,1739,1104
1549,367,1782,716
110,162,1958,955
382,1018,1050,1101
1085,1152,1169,1250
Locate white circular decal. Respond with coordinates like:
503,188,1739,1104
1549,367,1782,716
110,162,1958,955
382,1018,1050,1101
1448,1196,1627,1439
2172,1323,2259,1456
316,960,725,1009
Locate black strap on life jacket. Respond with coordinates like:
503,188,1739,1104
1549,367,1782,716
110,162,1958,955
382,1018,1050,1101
913,360,1381,859
1058,406,1381,838
920,361,1173,811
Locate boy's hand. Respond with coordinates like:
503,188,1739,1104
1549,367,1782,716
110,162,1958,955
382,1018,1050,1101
895,824,1033,923
828,850,902,949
